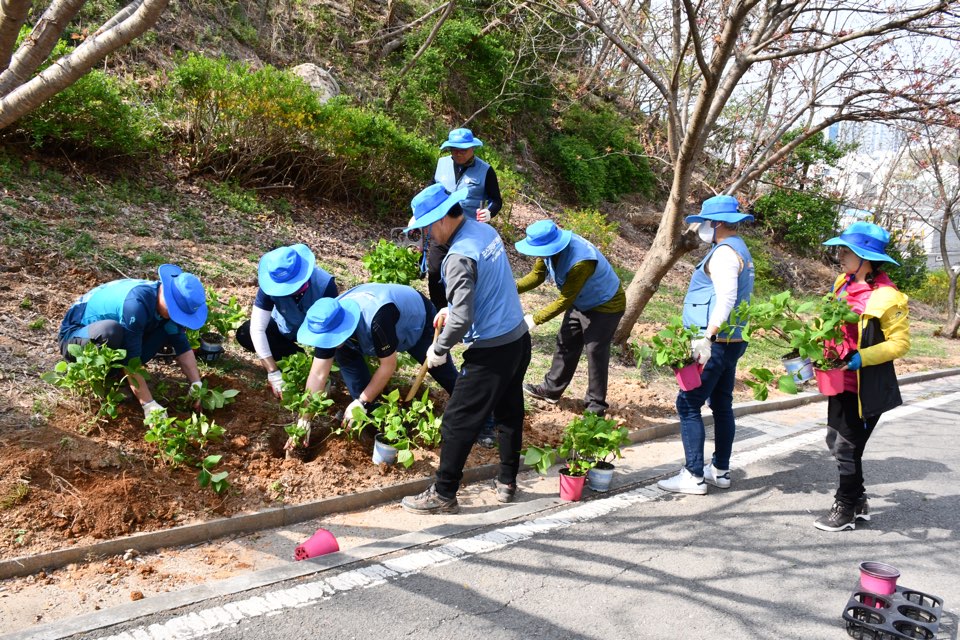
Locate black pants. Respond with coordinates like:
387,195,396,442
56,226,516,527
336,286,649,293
236,319,304,361
826,391,880,507
435,333,531,497
59,319,173,364
539,307,623,416
426,241,450,311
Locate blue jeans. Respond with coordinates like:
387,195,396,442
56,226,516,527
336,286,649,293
676,341,748,476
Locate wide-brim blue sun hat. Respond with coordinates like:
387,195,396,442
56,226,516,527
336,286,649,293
823,221,899,265
440,128,483,150
258,244,316,297
515,219,573,257
404,184,470,231
297,298,362,348
158,264,208,330
685,195,755,224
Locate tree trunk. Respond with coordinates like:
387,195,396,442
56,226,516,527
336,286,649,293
945,272,960,338
0,0,32,73
0,0,169,129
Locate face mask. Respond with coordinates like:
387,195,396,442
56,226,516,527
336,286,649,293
698,222,716,244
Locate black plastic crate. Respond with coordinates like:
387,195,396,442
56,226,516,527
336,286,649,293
844,583,943,639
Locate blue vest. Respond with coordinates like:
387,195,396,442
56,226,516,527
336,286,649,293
340,284,425,356
681,237,754,339
443,218,524,343
59,279,182,343
435,156,490,215
271,268,336,337
546,234,621,311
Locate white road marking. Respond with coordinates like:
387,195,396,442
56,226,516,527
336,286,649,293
100,390,960,640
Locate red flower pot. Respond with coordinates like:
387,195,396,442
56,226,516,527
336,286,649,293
558,468,586,502
814,367,845,396
674,362,703,391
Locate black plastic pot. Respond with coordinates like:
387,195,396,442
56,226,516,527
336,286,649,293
195,332,225,363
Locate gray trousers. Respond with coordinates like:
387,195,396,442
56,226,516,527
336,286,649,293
539,307,622,416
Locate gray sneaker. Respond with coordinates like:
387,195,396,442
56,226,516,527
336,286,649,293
401,485,459,514
493,479,516,503
854,496,870,522
523,383,560,404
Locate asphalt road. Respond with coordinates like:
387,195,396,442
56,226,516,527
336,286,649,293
67,378,960,640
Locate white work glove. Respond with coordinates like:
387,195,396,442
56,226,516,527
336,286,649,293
189,380,203,410
344,398,367,426
476,208,491,223
433,307,448,329
691,337,713,366
266,370,284,398
285,416,312,450
426,344,447,369
524,314,536,331
142,400,167,420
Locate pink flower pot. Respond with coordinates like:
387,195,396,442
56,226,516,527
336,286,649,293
559,468,586,502
814,367,845,396
859,561,900,595
674,362,703,391
294,528,339,561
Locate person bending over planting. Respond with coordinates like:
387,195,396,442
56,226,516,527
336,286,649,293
295,283,459,446
813,221,910,532
236,244,338,400
515,219,625,417
57,264,208,422
400,183,531,513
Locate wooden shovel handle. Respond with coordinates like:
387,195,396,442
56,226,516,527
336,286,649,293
405,324,442,402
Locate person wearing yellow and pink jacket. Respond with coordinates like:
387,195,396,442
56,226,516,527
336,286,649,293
814,221,910,532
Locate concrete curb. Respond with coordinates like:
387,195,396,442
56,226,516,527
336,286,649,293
2,367,957,582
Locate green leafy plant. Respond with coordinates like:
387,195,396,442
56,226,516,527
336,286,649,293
633,316,700,370
185,380,240,412
555,413,629,476
408,389,442,448
350,389,420,467
362,239,421,285
278,352,314,412
143,411,225,468
733,291,860,399
522,445,558,475
41,343,147,420
186,288,249,348
197,454,231,495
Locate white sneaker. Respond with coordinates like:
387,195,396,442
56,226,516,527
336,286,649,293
703,464,731,489
658,468,707,495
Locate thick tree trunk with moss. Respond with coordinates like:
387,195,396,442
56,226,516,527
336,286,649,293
0,0,169,129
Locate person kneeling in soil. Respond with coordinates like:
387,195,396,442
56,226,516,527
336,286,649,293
400,183,531,513
813,222,910,532
235,244,338,400
294,283,459,448
514,219,625,417
57,264,208,422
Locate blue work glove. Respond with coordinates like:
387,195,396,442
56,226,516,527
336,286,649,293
846,351,862,371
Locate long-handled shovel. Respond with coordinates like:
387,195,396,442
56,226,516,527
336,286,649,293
405,324,441,402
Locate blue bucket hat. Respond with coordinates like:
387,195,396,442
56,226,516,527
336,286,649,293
258,244,316,297
157,264,208,330
515,220,573,257
297,297,362,349
404,184,470,231
685,195,755,224
823,221,899,265
440,128,484,150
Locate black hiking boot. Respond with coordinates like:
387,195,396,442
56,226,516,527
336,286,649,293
814,500,856,532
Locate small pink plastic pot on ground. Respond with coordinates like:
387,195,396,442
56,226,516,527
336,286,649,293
859,561,900,595
295,528,339,561
674,362,703,391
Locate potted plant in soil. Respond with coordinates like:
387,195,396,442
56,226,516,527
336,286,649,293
633,316,703,391
349,389,419,468
188,289,249,363
564,413,631,493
